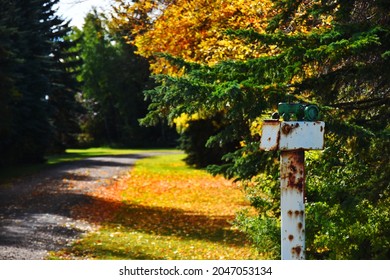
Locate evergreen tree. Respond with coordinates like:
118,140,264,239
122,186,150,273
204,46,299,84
0,3,18,163
0,0,82,164
0,0,54,164
47,21,83,153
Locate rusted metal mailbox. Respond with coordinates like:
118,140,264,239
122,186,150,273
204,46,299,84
260,121,325,151
260,109,325,260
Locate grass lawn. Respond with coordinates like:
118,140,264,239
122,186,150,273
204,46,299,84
47,147,176,164
50,153,262,260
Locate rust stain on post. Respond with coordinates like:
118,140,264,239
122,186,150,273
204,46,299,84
291,246,303,257
281,150,305,193
281,150,305,260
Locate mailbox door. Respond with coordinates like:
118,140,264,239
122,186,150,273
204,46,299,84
260,120,280,151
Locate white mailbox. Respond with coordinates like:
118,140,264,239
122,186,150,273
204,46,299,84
260,121,325,151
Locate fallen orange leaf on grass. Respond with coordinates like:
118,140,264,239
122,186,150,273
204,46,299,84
65,154,259,260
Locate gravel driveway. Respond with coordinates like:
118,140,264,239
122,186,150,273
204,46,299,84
0,152,168,260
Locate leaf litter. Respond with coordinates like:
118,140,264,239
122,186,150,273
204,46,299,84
53,154,262,260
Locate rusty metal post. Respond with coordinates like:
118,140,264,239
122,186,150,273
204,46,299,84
260,117,324,260
280,150,305,260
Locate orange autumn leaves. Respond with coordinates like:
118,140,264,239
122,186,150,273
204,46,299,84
122,159,244,215
67,154,260,259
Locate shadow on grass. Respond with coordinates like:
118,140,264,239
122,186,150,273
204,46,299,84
66,194,256,259
119,204,245,245
75,195,251,248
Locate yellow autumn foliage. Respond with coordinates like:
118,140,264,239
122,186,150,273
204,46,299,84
112,0,275,74
173,113,201,133
112,0,334,75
